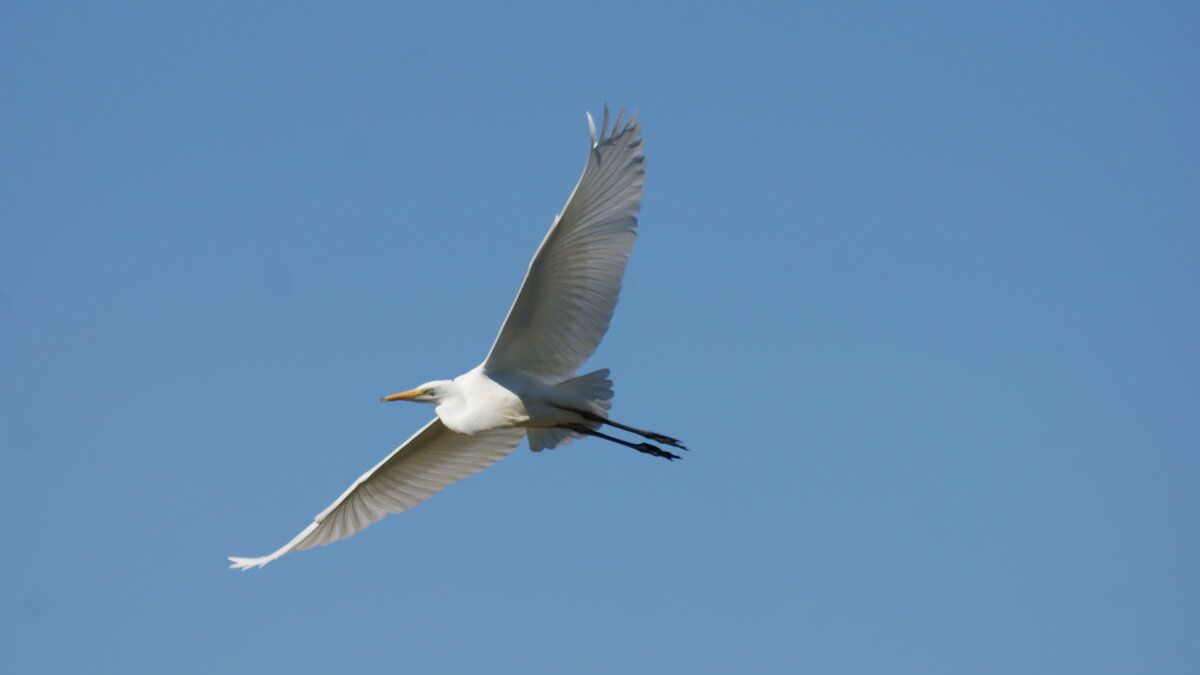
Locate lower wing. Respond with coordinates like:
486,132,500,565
229,418,525,569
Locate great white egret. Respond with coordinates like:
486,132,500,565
229,107,682,570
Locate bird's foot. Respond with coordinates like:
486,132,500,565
635,442,682,461
643,432,687,450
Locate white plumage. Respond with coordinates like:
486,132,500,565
229,107,682,570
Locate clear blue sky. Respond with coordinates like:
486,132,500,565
2,2,1196,673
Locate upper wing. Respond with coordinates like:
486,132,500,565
483,106,646,380
228,418,525,569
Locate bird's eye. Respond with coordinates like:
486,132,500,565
423,387,435,396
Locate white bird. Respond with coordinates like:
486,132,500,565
229,107,684,570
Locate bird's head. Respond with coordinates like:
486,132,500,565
380,380,452,404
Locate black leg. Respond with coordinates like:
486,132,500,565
556,424,682,461
551,405,687,450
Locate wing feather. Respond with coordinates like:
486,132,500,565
228,418,525,569
484,106,646,379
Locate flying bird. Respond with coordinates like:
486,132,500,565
229,107,683,570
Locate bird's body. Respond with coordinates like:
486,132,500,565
433,367,530,435
230,107,682,570
419,366,602,436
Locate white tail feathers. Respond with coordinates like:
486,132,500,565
557,368,613,417
527,369,613,452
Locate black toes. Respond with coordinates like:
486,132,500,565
646,433,687,450
636,442,682,461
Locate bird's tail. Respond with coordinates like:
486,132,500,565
527,369,613,452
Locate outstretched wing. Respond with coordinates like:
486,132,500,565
484,106,646,380
229,419,525,569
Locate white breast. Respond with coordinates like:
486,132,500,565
437,366,530,435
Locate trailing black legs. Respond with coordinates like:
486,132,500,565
555,423,682,461
551,404,687,460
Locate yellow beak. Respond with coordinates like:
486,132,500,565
380,389,422,402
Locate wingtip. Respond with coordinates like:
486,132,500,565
586,103,640,147
228,555,270,571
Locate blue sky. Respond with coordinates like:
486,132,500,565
2,1,1197,672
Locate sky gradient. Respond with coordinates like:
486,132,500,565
2,2,1197,673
